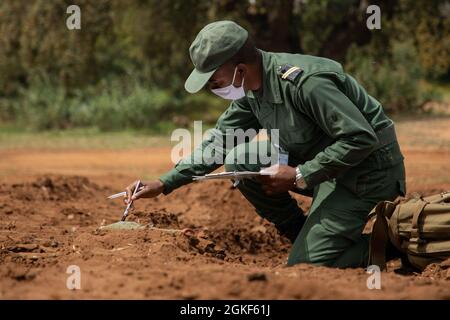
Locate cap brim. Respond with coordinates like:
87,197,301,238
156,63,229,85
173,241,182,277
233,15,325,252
184,68,216,93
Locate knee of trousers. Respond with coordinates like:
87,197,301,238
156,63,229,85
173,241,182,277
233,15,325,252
287,235,369,268
287,249,336,267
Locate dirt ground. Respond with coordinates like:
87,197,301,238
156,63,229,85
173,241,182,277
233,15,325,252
0,118,449,299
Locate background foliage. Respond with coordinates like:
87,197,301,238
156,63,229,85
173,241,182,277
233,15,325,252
0,0,448,131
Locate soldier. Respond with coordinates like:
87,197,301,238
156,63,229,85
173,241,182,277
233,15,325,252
125,21,405,268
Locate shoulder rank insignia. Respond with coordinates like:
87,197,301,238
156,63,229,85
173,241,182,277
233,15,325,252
277,64,303,82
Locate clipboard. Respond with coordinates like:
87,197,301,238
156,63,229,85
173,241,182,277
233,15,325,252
192,170,272,181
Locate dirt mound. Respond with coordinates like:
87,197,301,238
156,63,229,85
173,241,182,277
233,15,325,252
129,209,181,229
421,259,450,280
1,175,104,201
169,220,290,265
125,201,273,262
207,221,290,256
176,231,227,260
126,209,227,260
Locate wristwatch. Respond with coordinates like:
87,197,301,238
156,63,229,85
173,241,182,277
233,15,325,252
295,167,307,190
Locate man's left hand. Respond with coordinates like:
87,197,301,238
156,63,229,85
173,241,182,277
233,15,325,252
258,164,297,195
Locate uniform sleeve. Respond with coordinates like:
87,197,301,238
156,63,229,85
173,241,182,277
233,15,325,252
159,97,261,194
296,74,379,188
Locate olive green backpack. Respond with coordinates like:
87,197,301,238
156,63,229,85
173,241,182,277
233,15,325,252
369,191,450,271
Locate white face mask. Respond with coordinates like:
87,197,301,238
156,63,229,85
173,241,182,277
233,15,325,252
211,67,245,100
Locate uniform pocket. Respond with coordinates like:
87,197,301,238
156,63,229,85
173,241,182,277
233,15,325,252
355,169,389,196
337,167,388,197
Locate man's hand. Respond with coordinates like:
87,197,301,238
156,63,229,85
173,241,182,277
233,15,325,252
125,180,165,204
258,164,297,195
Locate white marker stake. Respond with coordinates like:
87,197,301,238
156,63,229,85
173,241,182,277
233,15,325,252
121,180,141,221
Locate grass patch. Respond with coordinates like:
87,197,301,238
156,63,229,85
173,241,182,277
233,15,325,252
0,126,172,150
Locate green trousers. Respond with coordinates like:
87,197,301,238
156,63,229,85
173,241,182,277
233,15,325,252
224,141,406,268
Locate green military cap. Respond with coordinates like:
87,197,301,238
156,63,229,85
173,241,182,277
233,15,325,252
185,20,248,93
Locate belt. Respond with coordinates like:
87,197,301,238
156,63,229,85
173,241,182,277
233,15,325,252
374,122,397,150
363,121,403,169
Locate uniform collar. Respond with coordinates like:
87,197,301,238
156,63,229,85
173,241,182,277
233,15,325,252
246,50,283,104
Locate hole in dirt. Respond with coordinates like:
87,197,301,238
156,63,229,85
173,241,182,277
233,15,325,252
206,222,291,255
126,208,290,262
172,222,291,265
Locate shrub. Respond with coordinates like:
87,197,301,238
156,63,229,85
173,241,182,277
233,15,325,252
345,41,440,113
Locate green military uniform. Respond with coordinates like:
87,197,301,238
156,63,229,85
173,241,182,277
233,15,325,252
159,21,406,268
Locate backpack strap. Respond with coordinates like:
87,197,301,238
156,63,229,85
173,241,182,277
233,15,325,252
409,200,428,243
369,197,403,270
368,204,388,270
368,201,396,270
423,191,450,204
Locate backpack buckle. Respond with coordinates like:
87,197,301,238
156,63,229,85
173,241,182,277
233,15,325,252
409,229,426,244
409,227,427,244
409,236,426,244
